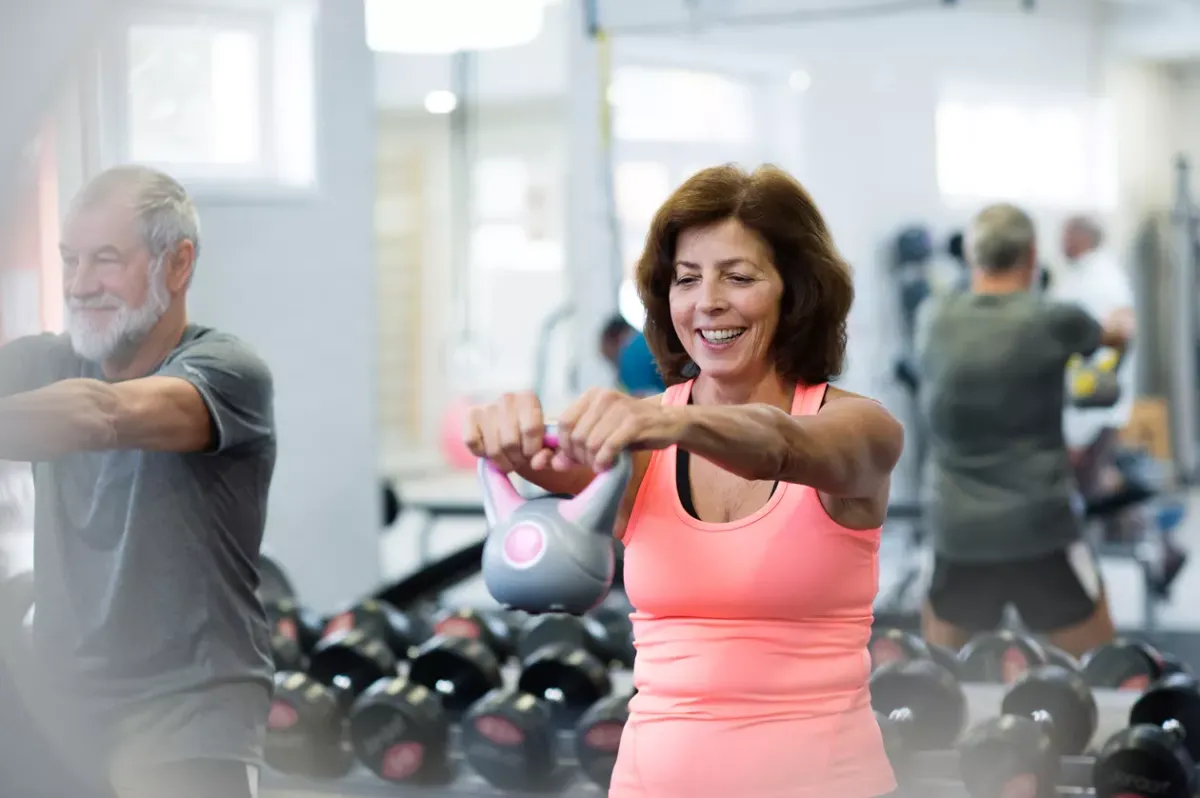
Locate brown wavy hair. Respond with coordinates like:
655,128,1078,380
634,163,853,386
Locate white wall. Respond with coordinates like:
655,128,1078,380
190,0,379,613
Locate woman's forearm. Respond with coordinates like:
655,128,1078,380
672,400,901,497
0,380,116,461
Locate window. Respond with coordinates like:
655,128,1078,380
109,2,317,191
935,96,1117,210
127,25,261,168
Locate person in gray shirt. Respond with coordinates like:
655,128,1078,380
916,203,1132,658
0,165,274,798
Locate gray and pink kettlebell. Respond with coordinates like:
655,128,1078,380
478,431,630,615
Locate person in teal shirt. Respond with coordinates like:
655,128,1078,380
600,315,665,396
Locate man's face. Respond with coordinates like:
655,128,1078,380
1062,223,1093,262
59,194,170,363
601,336,624,366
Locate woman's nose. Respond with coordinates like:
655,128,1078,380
697,279,729,313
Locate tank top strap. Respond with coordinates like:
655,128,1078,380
661,380,694,407
793,382,828,416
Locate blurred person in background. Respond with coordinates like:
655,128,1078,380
600,313,666,396
917,203,1132,658
0,165,274,798
1049,216,1135,497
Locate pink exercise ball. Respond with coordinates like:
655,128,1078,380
440,397,477,471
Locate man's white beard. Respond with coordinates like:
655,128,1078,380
66,263,171,363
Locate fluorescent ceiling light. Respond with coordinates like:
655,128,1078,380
424,90,458,114
365,0,549,54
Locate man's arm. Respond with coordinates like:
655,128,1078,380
671,396,904,498
0,335,274,461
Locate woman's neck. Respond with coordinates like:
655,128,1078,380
691,369,794,412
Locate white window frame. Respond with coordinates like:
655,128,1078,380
94,0,319,202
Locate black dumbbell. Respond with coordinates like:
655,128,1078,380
1042,643,1081,672
308,627,398,713
927,642,964,681
518,640,613,729
1092,671,1200,798
462,687,569,792
869,628,930,670
407,634,504,716
870,659,967,755
585,606,635,669
431,606,515,662
575,690,632,789
263,597,324,657
517,612,627,667
958,664,1098,798
321,598,432,663
265,670,355,778
269,630,307,673
870,628,963,680
1083,638,1177,691
957,630,1048,684
348,676,452,786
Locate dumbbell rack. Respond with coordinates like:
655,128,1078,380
264,727,607,797
261,747,1113,798
261,685,1139,798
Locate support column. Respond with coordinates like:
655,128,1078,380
564,0,620,392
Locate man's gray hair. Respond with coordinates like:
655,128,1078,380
966,203,1036,273
69,165,201,268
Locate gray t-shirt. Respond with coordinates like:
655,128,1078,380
916,292,1102,562
0,325,276,773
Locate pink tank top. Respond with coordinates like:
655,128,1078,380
612,380,895,798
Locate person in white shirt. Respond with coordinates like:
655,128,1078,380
1049,216,1136,497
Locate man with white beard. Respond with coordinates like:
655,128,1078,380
0,165,275,798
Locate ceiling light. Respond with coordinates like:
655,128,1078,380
365,0,549,54
424,90,458,114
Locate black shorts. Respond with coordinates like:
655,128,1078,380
927,542,1102,633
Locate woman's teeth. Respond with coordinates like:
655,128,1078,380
700,328,746,343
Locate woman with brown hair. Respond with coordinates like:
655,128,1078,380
464,164,903,797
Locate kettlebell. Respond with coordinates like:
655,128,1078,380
478,431,631,616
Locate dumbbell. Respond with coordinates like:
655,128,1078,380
407,633,504,716
308,627,398,714
263,597,324,656
518,612,632,669
575,690,632,789
265,670,356,778
519,638,613,728
347,676,453,786
958,664,1098,798
1083,638,1185,691
461,687,570,792
1092,672,1200,798
957,630,1047,684
869,627,962,680
269,630,307,673
870,659,967,761
430,606,516,662
585,606,636,669
320,598,432,663
1042,643,1081,672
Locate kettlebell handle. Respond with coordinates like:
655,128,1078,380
476,423,633,533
